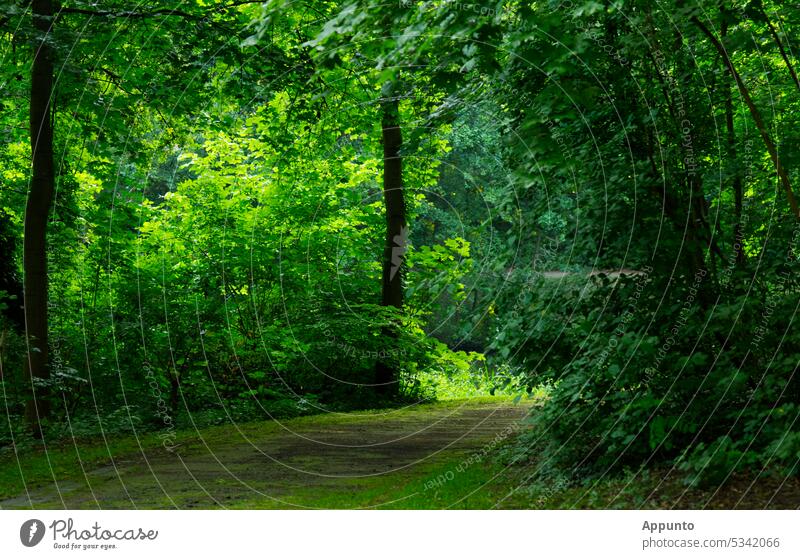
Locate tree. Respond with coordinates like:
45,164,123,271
12,0,262,433
375,84,405,393
692,15,799,218
23,0,55,436
0,210,24,329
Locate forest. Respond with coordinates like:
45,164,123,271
0,0,799,509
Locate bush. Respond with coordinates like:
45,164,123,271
495,258,800,484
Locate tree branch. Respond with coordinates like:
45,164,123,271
59,7,205,20
761,10,800,94
692,16,799,219
58,1,270,20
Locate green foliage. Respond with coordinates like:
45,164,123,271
2,0,800,501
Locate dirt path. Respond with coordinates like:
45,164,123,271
1,400,528,509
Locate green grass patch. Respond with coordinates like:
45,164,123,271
0,398,509,503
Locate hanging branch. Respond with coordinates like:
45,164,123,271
762,11,800,93
744,2,800,93
692,16,799,219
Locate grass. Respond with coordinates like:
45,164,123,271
0,397,507,505
3,395,796,509
228,452,516,509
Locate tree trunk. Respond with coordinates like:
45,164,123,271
374,92,405,395
643,39,710,277
24,0,55,437
693,16,799,218
0,213,25,329
380,98,405,309
169,370,180,416
721,15,745,266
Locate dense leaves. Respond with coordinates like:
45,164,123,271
1,0,799,488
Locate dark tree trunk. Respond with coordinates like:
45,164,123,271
380,98,405,310
0,213,25,329
169,370,180,416
24,0,55,437
644,41,710,279
374,92,405,395
726,98,745,266
721,15,745,266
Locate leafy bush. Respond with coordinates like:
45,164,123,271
497,260,800,484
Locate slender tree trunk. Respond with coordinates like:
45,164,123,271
380,98,405,309
24,0,55,436
0,214,25,329
693,16,799,218
644,39,709,277
721,16,745,265
374,91,405,395
169,370,180,416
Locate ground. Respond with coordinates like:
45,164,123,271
1,398,798,509
1,398,529,509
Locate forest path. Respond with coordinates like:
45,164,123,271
1,398,529,509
